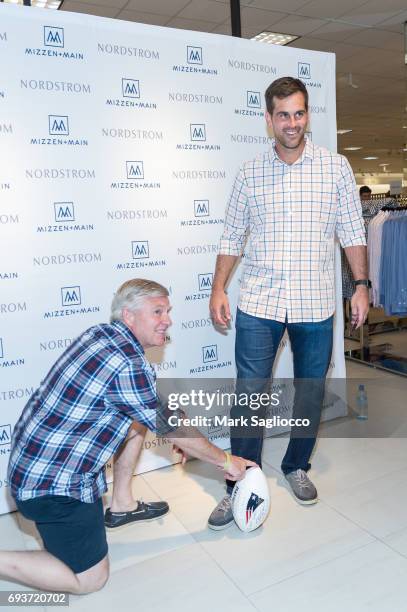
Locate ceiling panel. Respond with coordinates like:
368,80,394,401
62,0,126,8
303,21,363,41
177,0,230,23
364,80,406,97
165,16,219,32
336,49,403,78
212,21,232,35
250,0,309,10
240,6,289,28
297,0,369,20
61,1,118,16
321,42,362,60
241,25,274,37
362,63,405,80
358,0,407,13
264,13,326,36
211,0,254,4
341,77,405,100
287,37,334,52
375,9,407,33
336,71,393,93
115,9,170,24
339,5,406,28
344,28,403,52
119,0,190,17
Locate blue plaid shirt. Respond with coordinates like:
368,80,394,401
8,321,167,503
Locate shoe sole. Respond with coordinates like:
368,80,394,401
291,495,319,506
285,483,318,506
105,511,169,531
207,519,234,531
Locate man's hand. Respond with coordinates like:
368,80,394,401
350,287,369,329
173,444,188,465
223,456,257,481
210,288,231,327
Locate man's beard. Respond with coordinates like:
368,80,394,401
276,130,305,150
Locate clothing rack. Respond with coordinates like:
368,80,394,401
345,304,407,375
381,204,407,211
344,203,407,377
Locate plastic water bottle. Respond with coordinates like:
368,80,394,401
356,384,368,420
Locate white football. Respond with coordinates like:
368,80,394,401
231,466,270,532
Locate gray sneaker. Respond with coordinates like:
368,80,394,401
285,469,318,505
207,494,234,530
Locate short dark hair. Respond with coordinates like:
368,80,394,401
265,77,309,114
359,185,372,196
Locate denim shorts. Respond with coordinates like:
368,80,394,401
16,495,108,574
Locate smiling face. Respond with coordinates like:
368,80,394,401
266,91,308,161
122,296,172,349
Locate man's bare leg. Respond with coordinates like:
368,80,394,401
0,551,109,594
110,422,147,512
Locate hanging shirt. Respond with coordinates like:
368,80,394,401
379,214,407,315
368,210,389,307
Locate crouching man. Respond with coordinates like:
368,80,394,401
1,279,254,595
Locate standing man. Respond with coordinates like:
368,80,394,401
208,77,369,530
359,185,372,201
2,279,254,594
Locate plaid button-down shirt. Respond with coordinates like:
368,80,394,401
219,138,366,322
8,321,169,503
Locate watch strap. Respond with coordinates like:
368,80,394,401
354,279,372,288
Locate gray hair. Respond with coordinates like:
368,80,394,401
110,278,169,322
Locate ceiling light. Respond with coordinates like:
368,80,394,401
337,129,353,135
252,32,299,46
343,147,362,151
379,163,390,167
403,126,407,129
1,0,62,7
363,156,378,160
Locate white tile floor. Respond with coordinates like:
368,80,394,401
1,359,407,611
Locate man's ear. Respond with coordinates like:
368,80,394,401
122,308,133,326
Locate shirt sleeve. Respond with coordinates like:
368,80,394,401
335,155,366,248
107,363,175,434
218,165,249,255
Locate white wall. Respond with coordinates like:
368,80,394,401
0,4,343,513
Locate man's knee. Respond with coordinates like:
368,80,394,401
129,420,147,437
74,556,109,595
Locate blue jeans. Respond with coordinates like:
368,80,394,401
226,308,333,493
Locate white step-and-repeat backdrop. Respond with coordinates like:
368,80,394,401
0,4,343,513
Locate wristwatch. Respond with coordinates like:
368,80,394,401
354,279,372,289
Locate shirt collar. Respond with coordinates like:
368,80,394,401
111,320,145,354
268,136,314,165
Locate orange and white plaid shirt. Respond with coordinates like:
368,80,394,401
219,138,366,322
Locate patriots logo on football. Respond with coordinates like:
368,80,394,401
246,492,264,524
